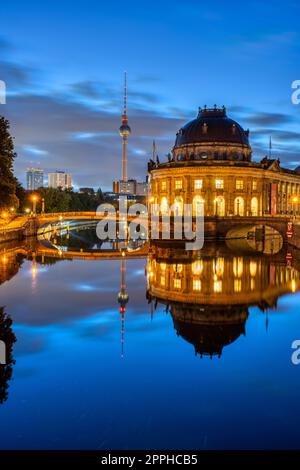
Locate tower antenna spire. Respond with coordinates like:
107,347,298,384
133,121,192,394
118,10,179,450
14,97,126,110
269,136,272,159
123,71,127,116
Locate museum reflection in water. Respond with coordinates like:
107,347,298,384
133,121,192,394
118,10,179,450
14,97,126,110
146,241,300,358
1,234,300,402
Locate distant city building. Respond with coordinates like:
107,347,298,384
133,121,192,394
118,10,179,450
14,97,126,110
112,179,149,196
113,180,120,193
26,168,44,190
135,181,149,196
79,187,95,195
48,171,72,190
104,192,137,203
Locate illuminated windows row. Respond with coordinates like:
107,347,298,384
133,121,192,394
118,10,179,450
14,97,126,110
159,277,257,293
159,179,258,191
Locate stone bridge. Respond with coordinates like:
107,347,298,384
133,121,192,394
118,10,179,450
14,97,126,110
212,215,292,241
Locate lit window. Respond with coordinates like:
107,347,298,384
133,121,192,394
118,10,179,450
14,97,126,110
173,264,183,273
192,260,203,275
213,257,224,277
161,180,166,191
234,279,242,292
194,179,203,189
236,179,244,190
214,279,222,293
160,274,165,286
252,180,257,191
193,279,201,291
160,263,166,271
250,261,257,277
233,257,243,278
215,179,224,189
175,179,183,190
174,278,181,289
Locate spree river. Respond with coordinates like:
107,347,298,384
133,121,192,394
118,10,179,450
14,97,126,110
0,225,300,450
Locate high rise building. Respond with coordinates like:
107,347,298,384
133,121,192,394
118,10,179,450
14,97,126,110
26,168,44,190
48,171,72,190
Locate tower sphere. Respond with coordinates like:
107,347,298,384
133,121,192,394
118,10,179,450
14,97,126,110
119,123,131,138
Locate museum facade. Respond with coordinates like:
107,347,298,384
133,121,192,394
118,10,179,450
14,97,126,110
148,106,300,217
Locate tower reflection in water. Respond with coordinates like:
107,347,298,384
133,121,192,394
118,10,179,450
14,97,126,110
146,242,300,358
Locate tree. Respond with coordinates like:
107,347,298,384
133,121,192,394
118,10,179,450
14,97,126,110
0,117,18,209
34,187,71,213
0,307,16,404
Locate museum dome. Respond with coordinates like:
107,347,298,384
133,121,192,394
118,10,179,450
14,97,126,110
171,304,247,358
175,106,250,147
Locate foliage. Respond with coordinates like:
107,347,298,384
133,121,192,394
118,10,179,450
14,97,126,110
0,117,18,209
19,187,105,213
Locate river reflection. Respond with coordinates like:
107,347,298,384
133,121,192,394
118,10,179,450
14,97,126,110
146,242,300,357
1,231,300,449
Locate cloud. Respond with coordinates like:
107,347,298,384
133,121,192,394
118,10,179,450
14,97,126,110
3,90,182,188
246,112,293,127
0,60,33,89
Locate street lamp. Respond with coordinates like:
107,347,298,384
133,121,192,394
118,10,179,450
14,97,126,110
290,195,299,219
31,195,38,214
41,197,45,213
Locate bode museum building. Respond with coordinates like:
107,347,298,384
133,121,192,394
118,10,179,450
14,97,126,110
148,106,300,217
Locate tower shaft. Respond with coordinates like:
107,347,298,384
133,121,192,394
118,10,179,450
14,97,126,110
122,136,128,182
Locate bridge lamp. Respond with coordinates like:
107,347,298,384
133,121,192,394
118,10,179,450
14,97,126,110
24,208,30,214
10,207,15,213
31,195,38,214
1,211,8,219
290,195,299,217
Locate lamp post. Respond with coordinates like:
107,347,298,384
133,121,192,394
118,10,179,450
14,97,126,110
32,195,38,215
41,197,45,213
291,195,299,219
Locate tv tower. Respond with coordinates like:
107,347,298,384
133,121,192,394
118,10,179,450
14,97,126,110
119,72,131,182
118,252,129,358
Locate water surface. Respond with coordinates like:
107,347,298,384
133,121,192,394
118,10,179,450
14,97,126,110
0,228,300,449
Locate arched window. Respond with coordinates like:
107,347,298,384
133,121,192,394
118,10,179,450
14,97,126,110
160,197,169,216
251,197,258,216
173,196,183,216
214,196,225,216
192,195,204,217
234,196,244,216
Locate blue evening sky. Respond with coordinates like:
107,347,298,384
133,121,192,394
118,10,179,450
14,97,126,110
1,0,300,189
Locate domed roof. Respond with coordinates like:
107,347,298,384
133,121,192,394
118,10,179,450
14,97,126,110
175,106,250,147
